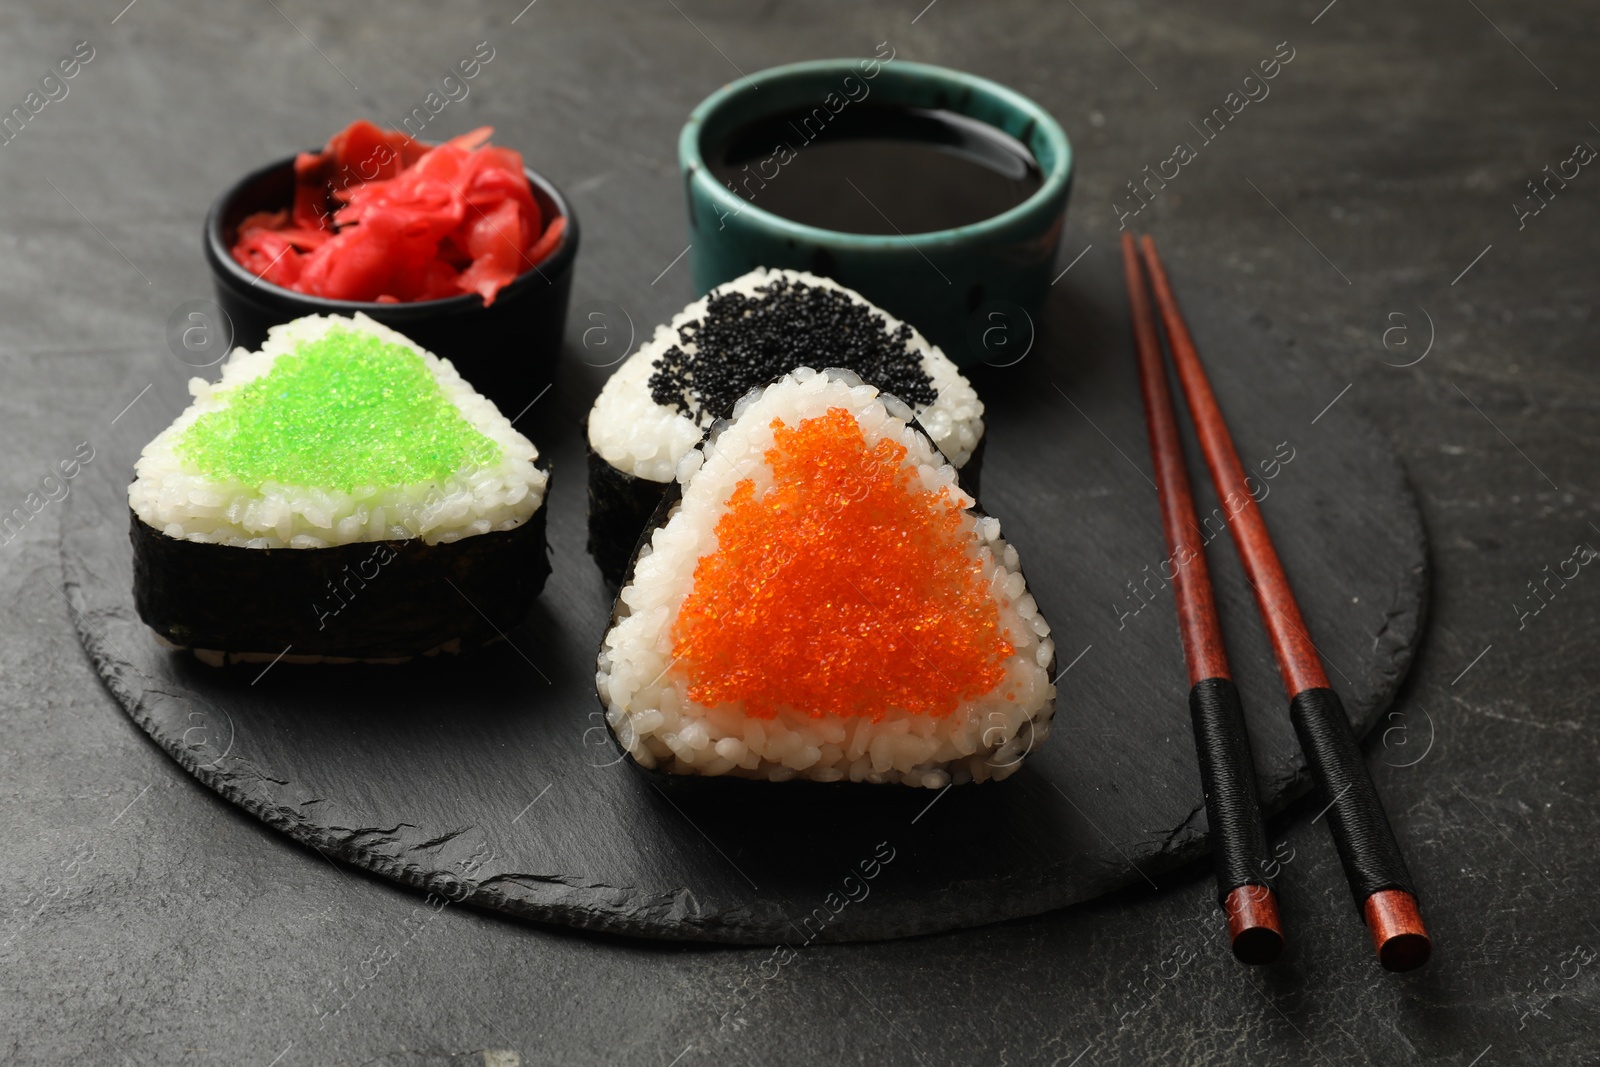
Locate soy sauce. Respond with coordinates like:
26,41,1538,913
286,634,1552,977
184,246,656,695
707,103,1042,235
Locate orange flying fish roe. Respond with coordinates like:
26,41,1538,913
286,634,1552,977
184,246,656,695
671,406,1013,721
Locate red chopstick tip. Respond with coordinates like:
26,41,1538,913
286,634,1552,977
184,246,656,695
1224,885,1285,965
1364,889,1432,971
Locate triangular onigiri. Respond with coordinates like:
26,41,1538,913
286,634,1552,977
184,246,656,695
597,368,1054,787
128,312,549,662
584,268,986,582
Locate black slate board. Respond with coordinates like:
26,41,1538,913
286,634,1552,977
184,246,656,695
60,280,1426,945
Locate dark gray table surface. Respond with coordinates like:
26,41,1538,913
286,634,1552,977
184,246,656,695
2,1,1596,1064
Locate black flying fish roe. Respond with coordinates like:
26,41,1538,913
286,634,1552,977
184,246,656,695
647,278,938,422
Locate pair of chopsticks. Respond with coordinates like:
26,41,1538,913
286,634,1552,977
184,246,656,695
1121,233,1431,971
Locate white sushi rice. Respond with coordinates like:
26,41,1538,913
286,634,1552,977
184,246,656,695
128,312,546,549
587,268,984,483
596,369,1055,788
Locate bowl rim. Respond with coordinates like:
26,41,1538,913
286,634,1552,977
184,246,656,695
204,149,579,315
679,58,1073,247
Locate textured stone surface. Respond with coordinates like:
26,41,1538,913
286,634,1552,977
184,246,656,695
2,0,1597,1064
61,251,1425,944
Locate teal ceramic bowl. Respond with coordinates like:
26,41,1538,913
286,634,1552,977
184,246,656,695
679,58,1072,367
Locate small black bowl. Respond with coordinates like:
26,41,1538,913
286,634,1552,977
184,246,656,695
204,153,579,416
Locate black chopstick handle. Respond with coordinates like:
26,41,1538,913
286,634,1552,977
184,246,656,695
1288,687,1418,906
1189,677,1274,903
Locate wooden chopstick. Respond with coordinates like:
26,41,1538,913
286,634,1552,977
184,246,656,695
1121,234,1283,965
1137,234,1432,972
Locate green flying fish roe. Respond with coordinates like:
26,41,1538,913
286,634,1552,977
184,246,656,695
177,326,501,492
